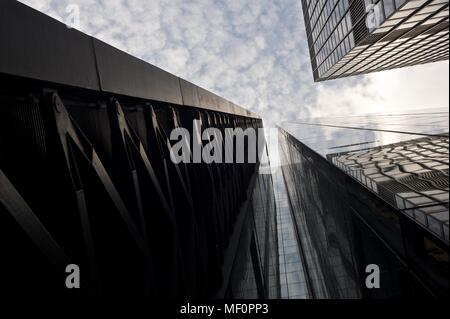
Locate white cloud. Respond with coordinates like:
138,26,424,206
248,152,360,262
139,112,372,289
364,62,449,113
17,0,449,131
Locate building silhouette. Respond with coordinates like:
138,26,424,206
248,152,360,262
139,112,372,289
0,0,279,299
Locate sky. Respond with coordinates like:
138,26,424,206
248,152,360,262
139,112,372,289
18,0,449,129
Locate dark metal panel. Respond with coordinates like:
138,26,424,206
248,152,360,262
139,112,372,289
0,0,99,90
217,93,232,111
180,79,258,118
197,86,242,116
232,103,245,117
197,87,221,112
195,86,259,118
93,39,184,105
179,78,200,108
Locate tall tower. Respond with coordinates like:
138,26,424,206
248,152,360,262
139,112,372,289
301,0,449,81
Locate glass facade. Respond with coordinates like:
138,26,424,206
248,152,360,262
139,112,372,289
278,110,449,298
301,0,449,81
274,169,310,299
331,135,449,242
227,169,281,299
282,110,449,156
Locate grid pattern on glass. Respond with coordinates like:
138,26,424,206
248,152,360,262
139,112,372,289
251,171,280,298
300,0,449,81
230,170,280,299
274,169,310,299
278,127,449,298
278,129,364,298
281,110,450,157
331,135,449,243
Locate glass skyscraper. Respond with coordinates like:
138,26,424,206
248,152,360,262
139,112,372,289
301,0,449,81
278,110,449,298
274,169,311,299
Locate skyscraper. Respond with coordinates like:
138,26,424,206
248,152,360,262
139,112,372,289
301,0,449,81
0,0,279,299
278,111,449,298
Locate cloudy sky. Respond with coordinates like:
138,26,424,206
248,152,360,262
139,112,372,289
19,0,449,128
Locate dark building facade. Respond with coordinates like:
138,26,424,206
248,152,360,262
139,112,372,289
0,0,279,299
301,0,449,81
279,112,449,298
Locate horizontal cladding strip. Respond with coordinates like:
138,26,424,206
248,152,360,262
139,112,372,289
0,0,259,119
284,121,450,138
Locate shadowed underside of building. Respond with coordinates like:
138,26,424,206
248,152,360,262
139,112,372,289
0,0,279,299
